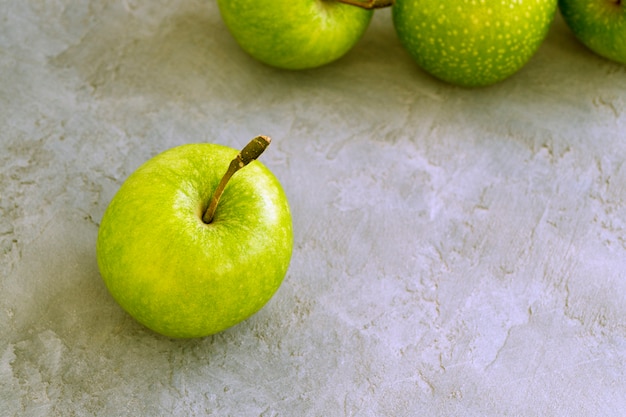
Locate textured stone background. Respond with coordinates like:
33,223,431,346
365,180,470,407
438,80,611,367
1,1,625,416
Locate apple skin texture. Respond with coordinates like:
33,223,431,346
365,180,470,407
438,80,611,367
96,144,293,338
217,0,373,69
559,0,626,64
392,0,558,87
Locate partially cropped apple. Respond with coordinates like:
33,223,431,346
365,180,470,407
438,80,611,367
96,137,293,338
392,0,558,87
217,0,390,69
559,0,626,64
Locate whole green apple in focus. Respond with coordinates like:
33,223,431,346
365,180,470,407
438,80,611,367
96,137,293,338
559,0,626,64
216,0,374,69
392,0,558,87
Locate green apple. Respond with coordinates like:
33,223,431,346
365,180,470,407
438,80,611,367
392,0,558,87
216,0,376,69
559,0,626,64
96,137,293,338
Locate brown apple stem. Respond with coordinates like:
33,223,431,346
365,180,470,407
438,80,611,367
334,0,394,9
202,135,271,224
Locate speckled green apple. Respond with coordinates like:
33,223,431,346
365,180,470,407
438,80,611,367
559,0,626,64
96,141,293,338
392,0,558,87
217,0,374,69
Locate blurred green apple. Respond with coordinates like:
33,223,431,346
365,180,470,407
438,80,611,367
559,0,626,64
217,0,374,69
392,0,558,87
96,137,293,338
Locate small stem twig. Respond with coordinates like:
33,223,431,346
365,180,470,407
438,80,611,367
335,0,394,9
202,135,271,224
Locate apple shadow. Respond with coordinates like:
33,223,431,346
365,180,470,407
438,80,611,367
50,4,266,105
6,208,242,354
48,4,441,107
3,210,269,408
5,212,130,343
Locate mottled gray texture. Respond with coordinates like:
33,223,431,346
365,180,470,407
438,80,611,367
1,1,625,416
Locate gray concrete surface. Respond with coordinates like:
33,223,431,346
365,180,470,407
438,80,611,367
1,1,626,416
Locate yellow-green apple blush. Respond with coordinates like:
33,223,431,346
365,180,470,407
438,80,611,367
392,0,558,87
96,136,293,338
